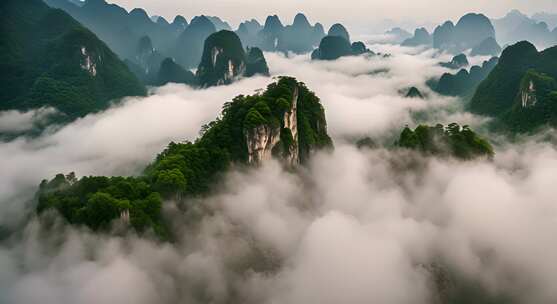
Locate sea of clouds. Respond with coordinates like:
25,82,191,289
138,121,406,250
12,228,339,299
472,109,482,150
1,45,556,304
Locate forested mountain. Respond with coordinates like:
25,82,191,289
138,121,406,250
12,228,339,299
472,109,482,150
196,31,269,87
470,41,557,132
36,77,332,236
44,0,346,64
173,15,217,68
157,58,196,86
311,36,374,60
397,123,494,159
435,57,498,97
44,0,185,60
0,0,145,119
432,13,496,54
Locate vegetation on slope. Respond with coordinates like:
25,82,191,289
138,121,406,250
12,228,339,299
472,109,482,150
397,123,494,159
36,77,332,236
0,0,146,119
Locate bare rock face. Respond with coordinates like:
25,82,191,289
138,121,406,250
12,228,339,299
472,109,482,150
246,87,300,166
521,80,538,107
245,125,281,163
80,46,98,76
281,87,299,166
197,30,268,87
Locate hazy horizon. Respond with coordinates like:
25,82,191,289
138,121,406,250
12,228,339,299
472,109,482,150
108,0,557,33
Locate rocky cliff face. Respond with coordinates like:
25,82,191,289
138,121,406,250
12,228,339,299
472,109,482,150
520,80,538,107
197,31,269,87
246,86,299,166
196,30,247,87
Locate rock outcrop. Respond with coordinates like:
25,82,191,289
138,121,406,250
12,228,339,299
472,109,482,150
276,13,325,54
196,30,269,87
245,84,301,166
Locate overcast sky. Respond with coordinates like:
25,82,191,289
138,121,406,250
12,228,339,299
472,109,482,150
109,0,557,32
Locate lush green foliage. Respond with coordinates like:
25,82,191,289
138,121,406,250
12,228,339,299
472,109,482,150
470,41,541,115
37,77,332,235
397,123,494,159
498,70,557,132
37,173,167,237
0,0,146,118
470,41,557,132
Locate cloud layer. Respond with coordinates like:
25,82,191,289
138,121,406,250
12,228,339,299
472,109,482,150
1,46,557,304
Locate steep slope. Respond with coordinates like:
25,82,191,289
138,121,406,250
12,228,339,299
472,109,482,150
469,41,542,115
0,0,146,118
36,77,333,236
328,23,350,43
236,19,262,47
436,57,498,97
157,58,196,86
128,35,165,84
470,41,557,132
257,15,284,51
174,15,217,68
196,30,269,87
432,13,497,53
276,13,324,54
311,36,374,60
470,37,502,56
44,0,181,59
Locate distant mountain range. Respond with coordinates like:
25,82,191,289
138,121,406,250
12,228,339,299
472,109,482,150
43,0,350,76
399,10,557,54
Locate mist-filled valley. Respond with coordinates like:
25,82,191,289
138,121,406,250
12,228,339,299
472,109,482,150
2,0,557,303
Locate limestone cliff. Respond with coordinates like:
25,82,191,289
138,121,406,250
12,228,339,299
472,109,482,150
197,30,269,87
246,86,300,165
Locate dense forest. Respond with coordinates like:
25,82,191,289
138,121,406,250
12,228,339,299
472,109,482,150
0,0,145,119
397,123,494,159
37,77,332,236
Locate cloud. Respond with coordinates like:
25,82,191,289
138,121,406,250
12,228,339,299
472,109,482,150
3,46,557,304
0,107,58,134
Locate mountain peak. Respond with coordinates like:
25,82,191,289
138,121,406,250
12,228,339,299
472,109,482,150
328,23,350,42
293,13,311,28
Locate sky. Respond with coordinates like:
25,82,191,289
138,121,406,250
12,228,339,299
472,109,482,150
108,0,557,32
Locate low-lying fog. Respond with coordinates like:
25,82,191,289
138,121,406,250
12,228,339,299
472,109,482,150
1,45,556,304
